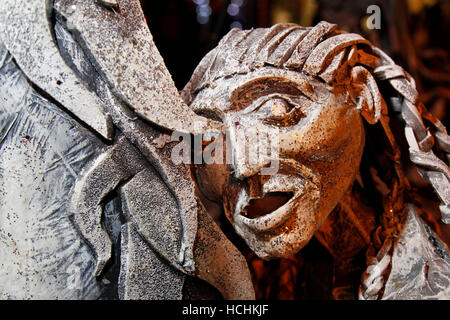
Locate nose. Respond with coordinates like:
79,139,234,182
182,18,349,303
228,123,279,179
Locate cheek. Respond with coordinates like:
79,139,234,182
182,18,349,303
280,102,362,157
280,104,365,222
193,163,230,203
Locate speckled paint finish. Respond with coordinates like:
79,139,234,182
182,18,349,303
0,0,113,139
0,45,106,299
0,0,448,300
54,0,224,135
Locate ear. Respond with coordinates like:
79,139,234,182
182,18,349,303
350,66,387,125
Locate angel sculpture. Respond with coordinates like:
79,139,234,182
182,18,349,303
0,0,449,300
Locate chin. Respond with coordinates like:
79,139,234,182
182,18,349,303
235,221,316,260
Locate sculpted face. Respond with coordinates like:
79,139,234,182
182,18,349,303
190,67,366,260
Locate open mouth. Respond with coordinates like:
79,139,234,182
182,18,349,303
241,192,294,219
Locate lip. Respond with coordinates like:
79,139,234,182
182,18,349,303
234,173,308,233
236,191,304,233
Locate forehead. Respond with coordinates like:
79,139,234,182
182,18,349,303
189,68,332,118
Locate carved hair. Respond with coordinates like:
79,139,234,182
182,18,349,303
183,21,450,229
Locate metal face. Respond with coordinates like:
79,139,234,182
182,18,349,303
192,71,365,259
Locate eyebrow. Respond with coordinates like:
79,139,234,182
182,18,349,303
228,76,315,112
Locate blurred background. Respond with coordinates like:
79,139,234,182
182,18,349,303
140,0,449,299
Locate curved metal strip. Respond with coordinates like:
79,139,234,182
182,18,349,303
194,202,256,300
0,0,113,140
55,0,224,134
304,33,371,75
119,223,185,300
284,21,337,69
68,138,146,276
119,169,186,273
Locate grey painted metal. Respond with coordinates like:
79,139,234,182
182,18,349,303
0,0,113,140
54,0,224,135
119,223,185,300
0,44,107,299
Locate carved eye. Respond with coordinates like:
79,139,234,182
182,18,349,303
270,100,291,118
257,97,306,127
